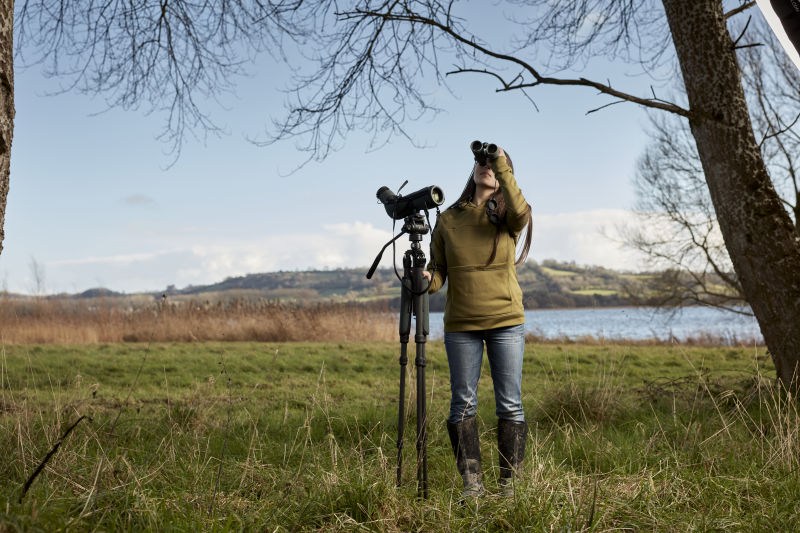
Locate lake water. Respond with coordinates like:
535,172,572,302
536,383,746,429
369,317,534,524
422,306,763,343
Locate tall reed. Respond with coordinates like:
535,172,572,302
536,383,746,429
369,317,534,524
0,296,396,344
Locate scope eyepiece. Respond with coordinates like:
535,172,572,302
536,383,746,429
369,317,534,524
376,184,444,220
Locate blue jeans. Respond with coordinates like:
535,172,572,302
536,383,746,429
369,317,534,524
444,324,526,424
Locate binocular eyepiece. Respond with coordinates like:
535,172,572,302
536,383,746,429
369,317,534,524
377,184,444,220
471,140,499,165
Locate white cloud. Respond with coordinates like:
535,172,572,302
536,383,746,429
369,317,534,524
576,11,609,41
50,251,166,266
8,213,652,294
24,222,394,293
530,209,644,270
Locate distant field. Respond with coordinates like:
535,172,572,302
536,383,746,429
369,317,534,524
2,259,738,313
569,288,619,296
540,266,576,277
2,340,797,531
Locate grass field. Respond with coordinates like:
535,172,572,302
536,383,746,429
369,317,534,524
1,340,798,531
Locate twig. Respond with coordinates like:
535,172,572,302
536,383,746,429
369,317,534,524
725,1,756,20
19,415,89,502
760,110,800,147
586,99,627,115
731,14,754,48
519,88,540,112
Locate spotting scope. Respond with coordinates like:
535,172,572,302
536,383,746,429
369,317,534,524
376,185,444,220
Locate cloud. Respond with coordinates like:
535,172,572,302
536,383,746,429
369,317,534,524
15,212,650,294
122,194,157,207
50,251,166,266
34,222,395,293
576,11,609,40
530,209,644,270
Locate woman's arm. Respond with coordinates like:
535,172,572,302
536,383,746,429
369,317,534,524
425,223,447,293
493,155,530,234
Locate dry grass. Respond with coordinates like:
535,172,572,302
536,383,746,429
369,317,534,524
0,296,396,344
1,294,764,347
2,341,798,530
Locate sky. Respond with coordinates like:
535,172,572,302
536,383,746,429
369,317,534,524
0,5,694,295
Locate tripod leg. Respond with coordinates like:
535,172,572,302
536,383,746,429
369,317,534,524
397,275,412,487
413,268,429,499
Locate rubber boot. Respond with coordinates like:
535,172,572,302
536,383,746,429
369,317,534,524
497,418,528,497
447,417,484,500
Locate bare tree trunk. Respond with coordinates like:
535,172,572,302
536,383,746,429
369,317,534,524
0,0,13,257
663,0,800,388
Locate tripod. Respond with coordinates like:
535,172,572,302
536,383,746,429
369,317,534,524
367,211,431,499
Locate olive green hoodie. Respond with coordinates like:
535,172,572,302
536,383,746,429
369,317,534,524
427,156,529,332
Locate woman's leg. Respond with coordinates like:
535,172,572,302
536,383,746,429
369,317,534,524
485,324,525,422
444,330,486,498
444,330,485,424
486,323,528,495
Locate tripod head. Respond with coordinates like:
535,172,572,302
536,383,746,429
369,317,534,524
366,212,432,279
403,212,430,240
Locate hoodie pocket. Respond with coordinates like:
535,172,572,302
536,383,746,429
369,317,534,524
447,264,512,320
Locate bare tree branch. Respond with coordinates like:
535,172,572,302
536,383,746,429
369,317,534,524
357,8,692,117
259,0,693,158
724,1,756,19
15,0,305,159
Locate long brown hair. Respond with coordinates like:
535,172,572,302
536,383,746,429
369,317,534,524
447,151,532,266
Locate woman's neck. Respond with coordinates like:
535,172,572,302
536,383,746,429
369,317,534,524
472,184,495,206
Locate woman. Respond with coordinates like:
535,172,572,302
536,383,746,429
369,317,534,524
423,142,532,498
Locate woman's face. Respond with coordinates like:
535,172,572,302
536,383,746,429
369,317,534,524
472,160,496,189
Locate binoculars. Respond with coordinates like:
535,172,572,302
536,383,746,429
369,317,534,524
471,140,499,165
376,184,445,220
